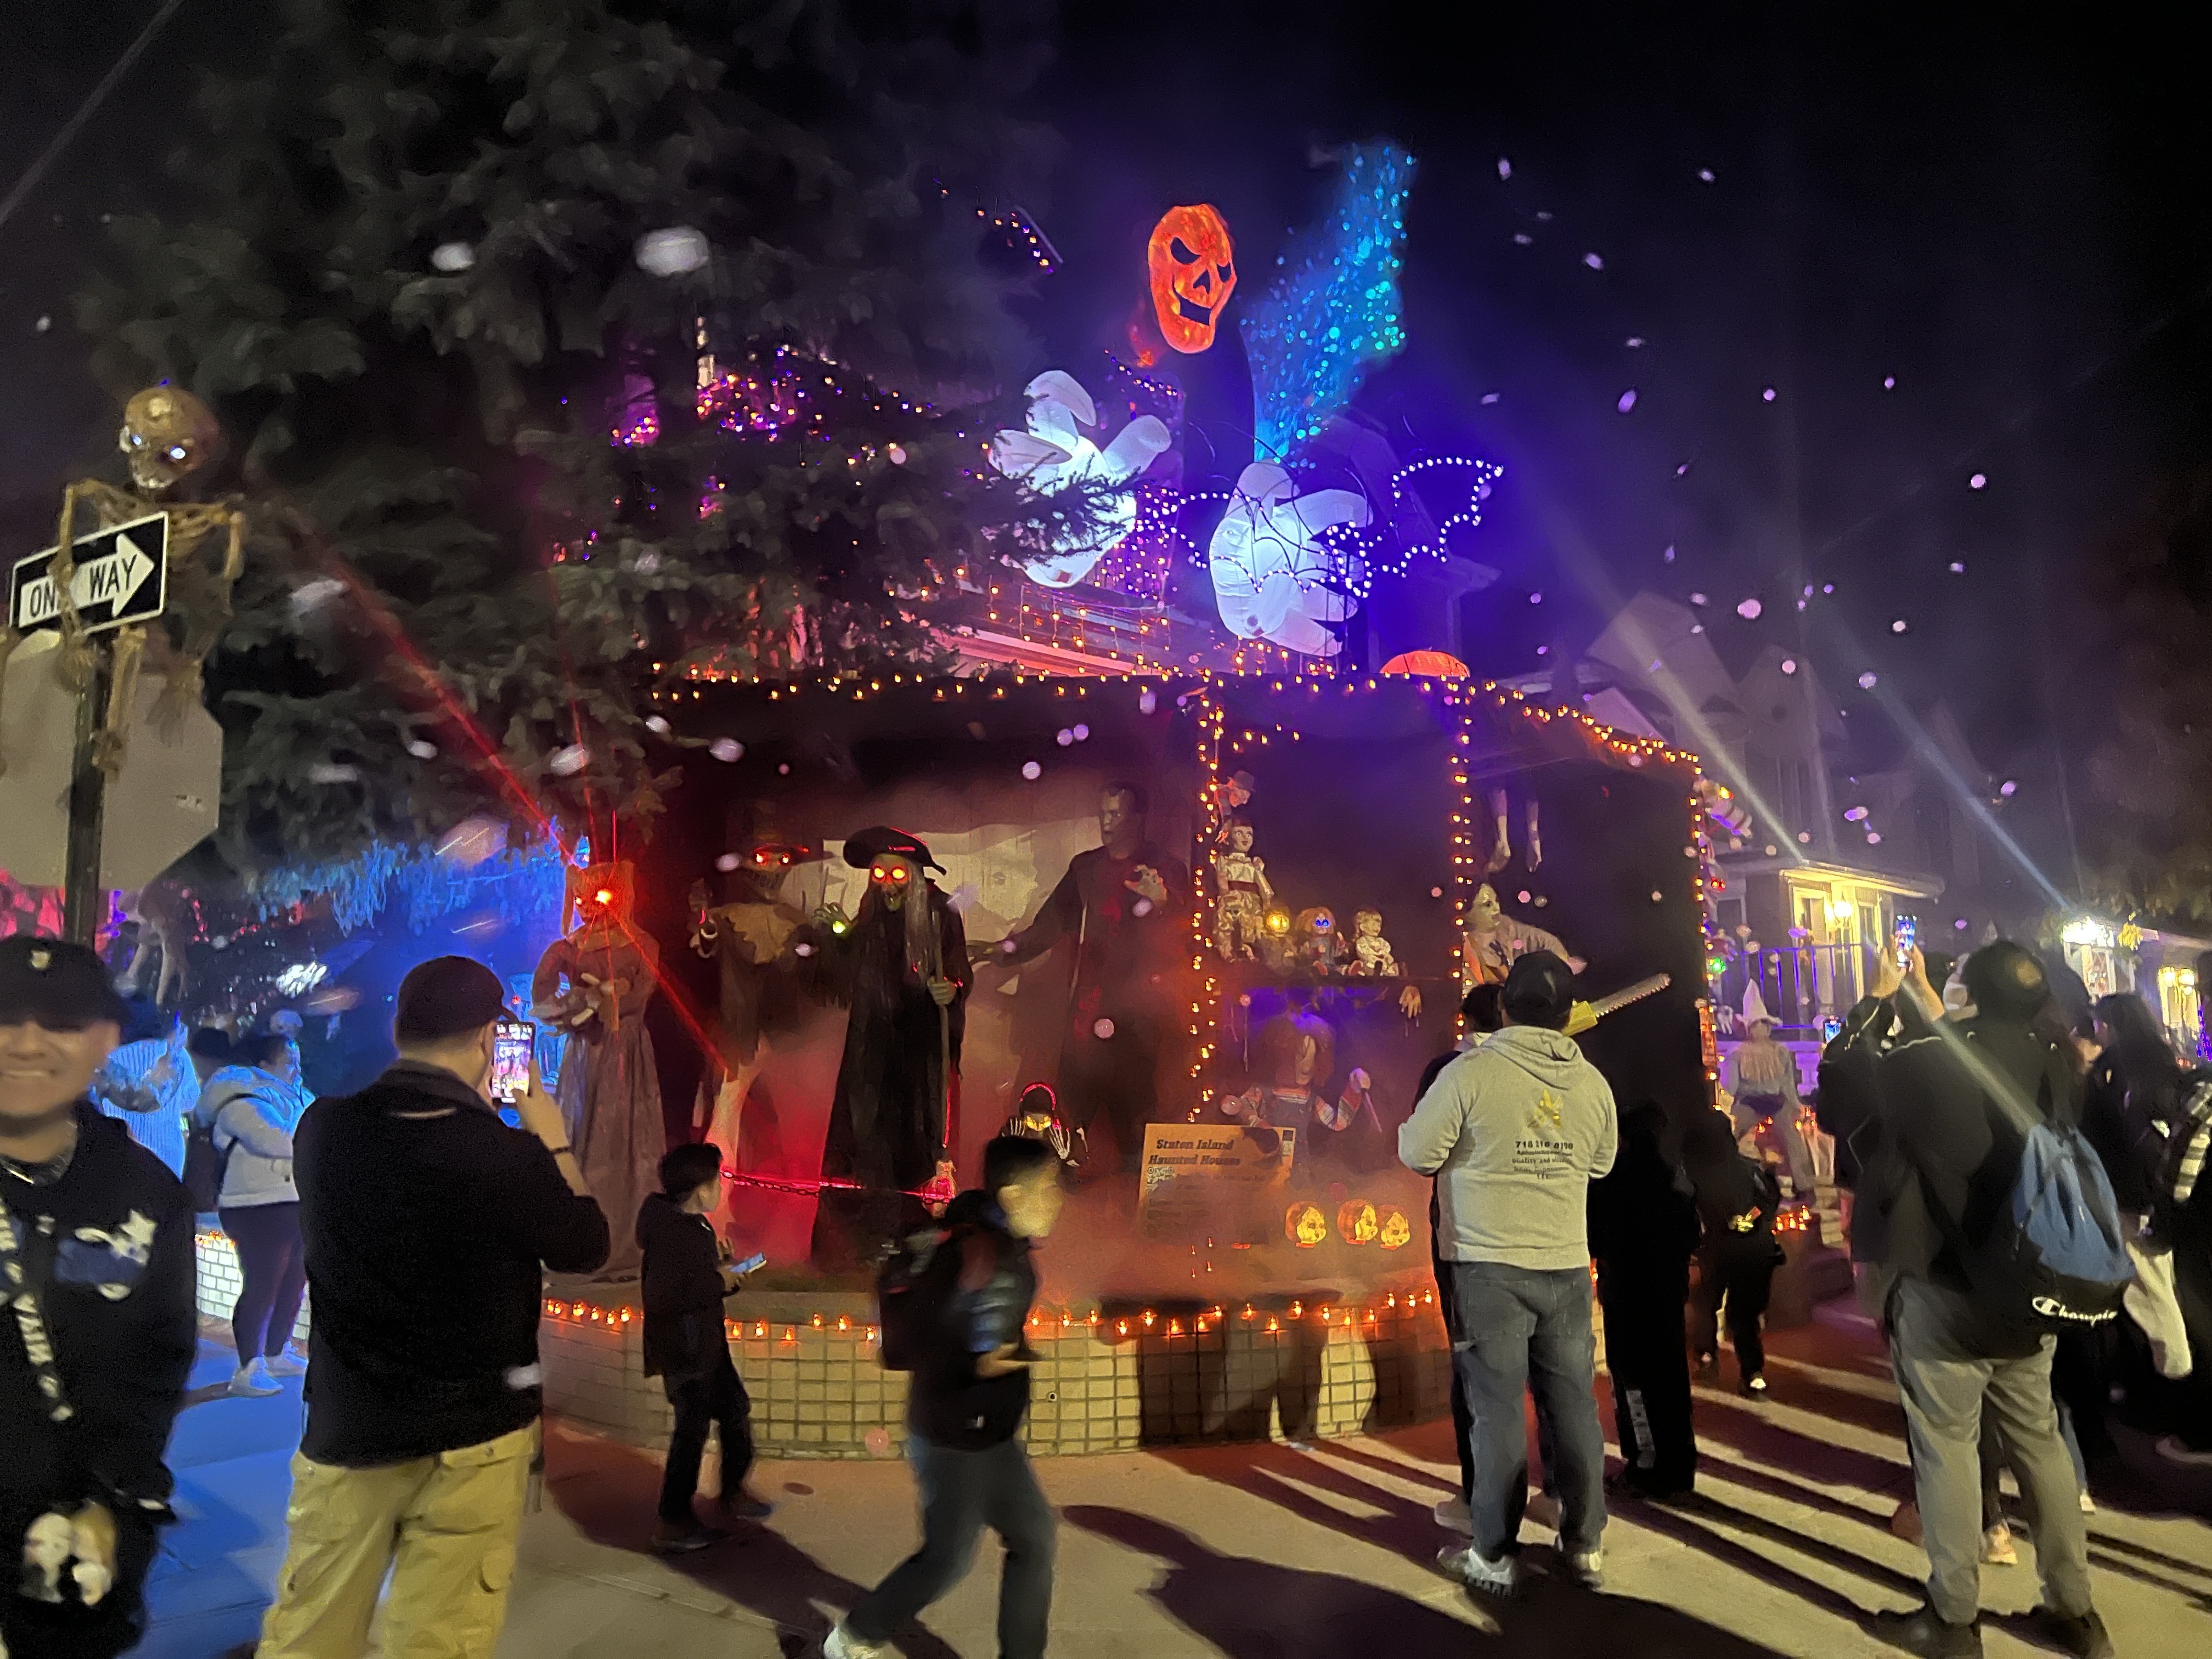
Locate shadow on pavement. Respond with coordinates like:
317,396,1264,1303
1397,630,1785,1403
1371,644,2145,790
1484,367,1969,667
541,1426,962,1659
1066,1504,1793,1659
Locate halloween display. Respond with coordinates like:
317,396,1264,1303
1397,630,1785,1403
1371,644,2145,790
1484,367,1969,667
1461,882,1581,986
1210,817,1275,961
1147,202,1239,354
0,387,247,782
982,783,1184,1172
532,861,663,1277
1294,906,1345,974
809,827,968,1271
117,881,194,1005
1485,788,1513,873
689,821,818,1158
1223,1007,1372,1165
1285,1200,1329,1246
1002,1080,1085,1170
1336,1199,1380,1245
989,372,1172,589
1345,908,1399,978
1376,1206,1414,1250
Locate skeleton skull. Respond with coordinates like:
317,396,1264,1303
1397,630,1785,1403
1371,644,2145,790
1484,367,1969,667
119,386,221,495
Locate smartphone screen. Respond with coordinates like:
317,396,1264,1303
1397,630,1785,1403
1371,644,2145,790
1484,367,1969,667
730,1250,768,1277
1894,915,1918,969
489,1019,534,1102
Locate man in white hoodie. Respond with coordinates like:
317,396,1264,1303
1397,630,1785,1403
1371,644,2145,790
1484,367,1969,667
1399,951,1618,1599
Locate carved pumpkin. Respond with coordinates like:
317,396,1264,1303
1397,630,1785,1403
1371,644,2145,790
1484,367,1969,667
1336,1200,1379,1245
1286,1202,1328,1247
1148,204,1238,354
1376,1207,1413,1250
1379,650,1470,679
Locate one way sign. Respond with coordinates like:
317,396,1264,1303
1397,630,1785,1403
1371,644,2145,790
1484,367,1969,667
9,512,170,637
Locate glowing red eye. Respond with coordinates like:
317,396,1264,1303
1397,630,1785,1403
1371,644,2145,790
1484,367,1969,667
893,868,909,882
594,889,614,904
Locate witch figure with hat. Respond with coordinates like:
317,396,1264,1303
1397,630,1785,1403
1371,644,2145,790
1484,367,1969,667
808,828,969,1272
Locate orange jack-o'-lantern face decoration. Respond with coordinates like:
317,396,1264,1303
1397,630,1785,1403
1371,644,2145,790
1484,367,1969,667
1376,1207,1413,1250
1286,1202,1329,1247
1336,1200,1379,1245
1148,204,1238,354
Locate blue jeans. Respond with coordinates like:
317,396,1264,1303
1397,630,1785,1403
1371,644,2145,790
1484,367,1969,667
1448,1261,1609,1560
846,1436,1056,1659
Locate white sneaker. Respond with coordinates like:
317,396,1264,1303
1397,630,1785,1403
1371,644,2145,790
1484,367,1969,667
266,1348,308,1378
228,1359,282,1398
1434,1494,1474,1535
1566,1548,1605,1590
1437,1542,1518,1598
823,1622,889,1659
1982,1523,2018,1566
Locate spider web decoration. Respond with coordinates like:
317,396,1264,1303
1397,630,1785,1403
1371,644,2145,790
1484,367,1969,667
1240,143,1415,461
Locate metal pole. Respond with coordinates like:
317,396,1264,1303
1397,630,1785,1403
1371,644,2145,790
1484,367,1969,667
61,637,111,945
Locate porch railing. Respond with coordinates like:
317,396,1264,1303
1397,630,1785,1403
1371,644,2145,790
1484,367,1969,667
1712,943,1881,1040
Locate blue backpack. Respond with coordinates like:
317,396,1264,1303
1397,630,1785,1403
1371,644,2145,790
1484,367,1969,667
1946,1034,2132,1330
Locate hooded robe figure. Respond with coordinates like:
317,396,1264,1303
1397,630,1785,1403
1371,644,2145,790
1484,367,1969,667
808,828,968,1272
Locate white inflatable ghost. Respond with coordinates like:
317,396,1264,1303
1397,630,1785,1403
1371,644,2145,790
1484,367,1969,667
989,371,1173,589
1206,462,1372,656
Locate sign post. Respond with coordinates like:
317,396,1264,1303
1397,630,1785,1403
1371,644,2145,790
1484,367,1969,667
8,513,170,945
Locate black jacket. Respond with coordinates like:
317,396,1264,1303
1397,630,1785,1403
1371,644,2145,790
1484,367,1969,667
1,1105,195,1526
2081,1051,2172,1215
1686,1148,1782,1261
909,1192,1038,1449
1589,1135,1701,1277
295,1062,610,1466
638,1192,732,1380
1817,995,1903,1189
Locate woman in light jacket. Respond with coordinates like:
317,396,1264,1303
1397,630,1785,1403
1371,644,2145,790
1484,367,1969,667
197,1030,314,1396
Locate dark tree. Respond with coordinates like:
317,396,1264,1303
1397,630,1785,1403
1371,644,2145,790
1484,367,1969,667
78,0,1062,867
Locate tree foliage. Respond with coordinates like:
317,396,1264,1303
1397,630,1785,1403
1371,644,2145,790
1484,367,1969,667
2078,464,2212,922
78,0,1063,870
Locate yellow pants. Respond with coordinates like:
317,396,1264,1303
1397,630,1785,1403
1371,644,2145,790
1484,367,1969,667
256,1423,537,1659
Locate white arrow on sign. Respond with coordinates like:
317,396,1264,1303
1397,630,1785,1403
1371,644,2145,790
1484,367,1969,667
13,533,159,629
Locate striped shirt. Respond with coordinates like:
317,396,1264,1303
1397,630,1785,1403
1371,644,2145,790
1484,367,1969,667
93,1036,194,1176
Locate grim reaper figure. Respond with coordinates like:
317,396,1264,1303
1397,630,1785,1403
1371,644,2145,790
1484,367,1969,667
807,827,968,1272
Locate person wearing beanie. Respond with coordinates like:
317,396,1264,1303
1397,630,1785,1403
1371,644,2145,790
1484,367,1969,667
1397,950,1618,1601
1,938,196,1659
1864,942,2111,1659
256,955,610,1659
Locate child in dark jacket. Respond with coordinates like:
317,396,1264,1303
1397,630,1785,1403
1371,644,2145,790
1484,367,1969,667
1683,1109,1785,1395
637,1142,770,1553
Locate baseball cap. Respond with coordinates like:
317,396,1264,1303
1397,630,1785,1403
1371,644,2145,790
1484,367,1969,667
393,955,507,1043
0,936,129,1031
1502,950,1577,1031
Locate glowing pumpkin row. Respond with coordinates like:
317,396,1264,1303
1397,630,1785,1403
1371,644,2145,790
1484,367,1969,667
1285,1200,1414,1249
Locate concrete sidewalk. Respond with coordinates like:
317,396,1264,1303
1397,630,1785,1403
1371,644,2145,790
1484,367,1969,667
138,1303,2212,1658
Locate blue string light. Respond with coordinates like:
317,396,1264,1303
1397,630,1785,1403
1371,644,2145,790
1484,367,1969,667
1240,143,1415,460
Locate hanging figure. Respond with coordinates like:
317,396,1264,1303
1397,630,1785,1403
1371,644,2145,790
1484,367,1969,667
809,828,967,1273
532,861,664,1279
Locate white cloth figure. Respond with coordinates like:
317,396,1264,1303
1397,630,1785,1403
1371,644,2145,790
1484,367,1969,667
1207,462,1372,656
989,370,1172,589
1740,981,1773,1026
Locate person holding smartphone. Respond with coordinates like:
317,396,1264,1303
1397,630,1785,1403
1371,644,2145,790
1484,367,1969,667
257,955,609,1659
638,1141,773,1552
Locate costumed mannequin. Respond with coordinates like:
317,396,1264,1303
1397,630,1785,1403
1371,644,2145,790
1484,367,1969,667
1002,1081,1085,1171
532,862,663,1278
1345,909,1400,977
981,782,1186,1174
1221,1007,1374,1178
809,828,968,1272
1460,882,1582,986
689,824,817,1158
1211,817,1274,961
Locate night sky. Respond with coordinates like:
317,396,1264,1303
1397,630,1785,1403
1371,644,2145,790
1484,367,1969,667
5,3,2208,810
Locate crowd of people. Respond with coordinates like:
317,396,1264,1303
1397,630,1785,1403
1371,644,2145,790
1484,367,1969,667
7,921,2211,1658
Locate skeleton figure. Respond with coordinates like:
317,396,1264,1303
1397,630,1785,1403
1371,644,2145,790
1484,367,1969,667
1002,1081,1085,1170
0,387,247,782
1210,818,1275,961
1346,909,1400,977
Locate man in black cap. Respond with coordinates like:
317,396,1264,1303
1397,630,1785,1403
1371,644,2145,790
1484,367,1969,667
1397,950,1618,1601
809,828,968,1270
255,955,609,1659
1,937,196,1659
